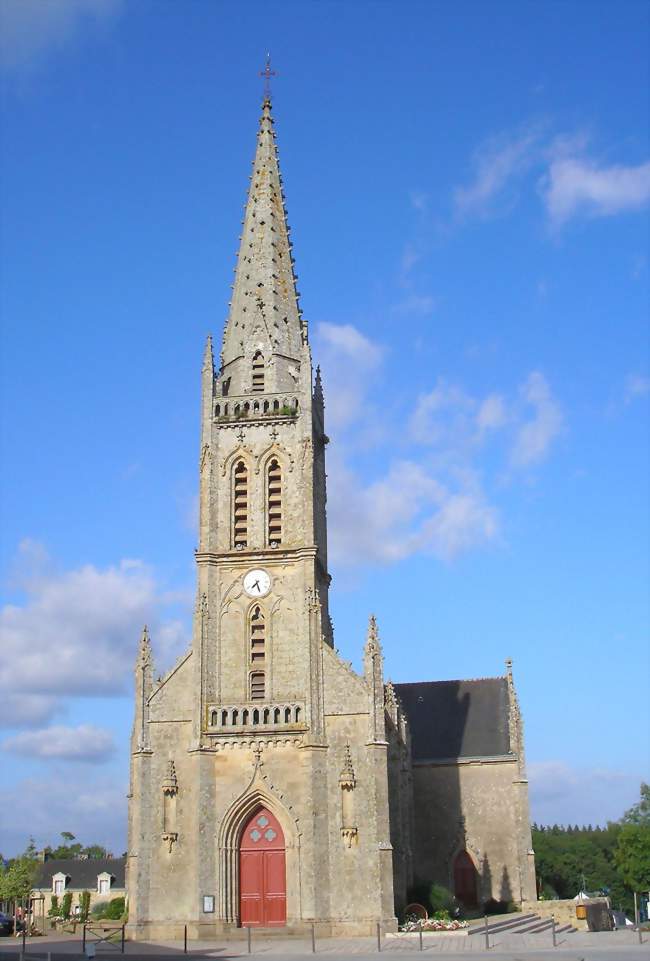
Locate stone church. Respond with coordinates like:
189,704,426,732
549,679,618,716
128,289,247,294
127,95,537,939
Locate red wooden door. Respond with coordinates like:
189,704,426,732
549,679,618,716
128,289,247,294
239,807,286,926
453,850,478,906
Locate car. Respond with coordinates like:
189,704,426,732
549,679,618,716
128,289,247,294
0,913,15,937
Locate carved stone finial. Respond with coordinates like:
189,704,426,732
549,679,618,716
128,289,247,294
137,625,152,670
385,680,397,709
252,743,263,769
365,614,381,655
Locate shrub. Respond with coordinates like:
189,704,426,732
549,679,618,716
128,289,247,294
90,901,110,919
431,909,451,921
78,891,91,922
61,892,72,920
104,897,126,921
429,884,455,915
47,896,59,919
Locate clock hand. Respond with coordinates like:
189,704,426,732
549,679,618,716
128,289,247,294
253,580,260,592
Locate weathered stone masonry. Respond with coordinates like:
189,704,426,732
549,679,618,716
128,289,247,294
127,96,536,940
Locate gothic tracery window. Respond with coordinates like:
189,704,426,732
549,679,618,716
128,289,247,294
233,459,248,548
267,458,282,545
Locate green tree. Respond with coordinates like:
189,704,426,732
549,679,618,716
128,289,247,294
621,784,650,826
615,823,650,890
0,839,39,902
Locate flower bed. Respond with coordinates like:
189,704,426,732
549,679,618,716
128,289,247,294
400,918,469,932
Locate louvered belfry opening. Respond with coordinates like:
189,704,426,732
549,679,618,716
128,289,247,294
250,605,266,663
267,459,282,545
250,671,265,701
233,460,248,548
252,351,265,392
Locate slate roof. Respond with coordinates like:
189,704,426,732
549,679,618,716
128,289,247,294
393,678,511,761
33,858,126,891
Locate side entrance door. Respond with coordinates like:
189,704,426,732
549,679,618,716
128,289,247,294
239,807,286,926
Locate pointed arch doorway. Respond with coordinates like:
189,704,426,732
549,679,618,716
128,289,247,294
453,849,478,906
239,806,286,926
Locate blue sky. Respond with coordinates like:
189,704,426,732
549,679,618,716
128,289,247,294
0,0,648,857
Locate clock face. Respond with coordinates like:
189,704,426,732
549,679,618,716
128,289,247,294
243,569,271,598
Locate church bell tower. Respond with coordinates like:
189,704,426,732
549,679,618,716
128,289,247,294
194,94,331,746
128,92,398,939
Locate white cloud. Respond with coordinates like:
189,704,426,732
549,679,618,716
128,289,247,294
0,774,127,857
0,693,61,729
624,373,650,404
2,724,115,762
454,128,541,218
454,123,650,229
544,158,650,226
510,372,563,467
393,293,436,316
477,394,508,433
314,322,384,433
327,454,498,566
0,541,190,729
529,760,643,826
0,0,122,71
317,322,382,367
313,329,559,568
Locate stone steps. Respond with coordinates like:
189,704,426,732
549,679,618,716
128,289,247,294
468,912,578,936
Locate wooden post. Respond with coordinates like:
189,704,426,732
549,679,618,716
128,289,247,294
247,924,251,954
82,923,86,952
311,921,316,953
121,924,125,953
551,914,556,947
184,924,187,953
484,914,490,950
376,921,381,951
418,920,423,951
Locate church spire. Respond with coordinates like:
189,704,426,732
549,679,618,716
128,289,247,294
220,97,305,378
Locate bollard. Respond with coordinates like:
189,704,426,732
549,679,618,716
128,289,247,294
418,920,423,951
311,921,316,953
376,921,381,952
47,953,52,961
121,924,125,953
551,915,556,947
247,924,251,954
83,923,87,952
21,925,26,959
483,914,490,951
639,925,643,945
184,924,188,954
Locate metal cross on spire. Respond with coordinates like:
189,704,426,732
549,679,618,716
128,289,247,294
259,53,278,100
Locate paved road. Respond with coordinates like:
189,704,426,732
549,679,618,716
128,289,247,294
0,930,647,961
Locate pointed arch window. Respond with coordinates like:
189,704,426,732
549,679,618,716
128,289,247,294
252,351,265,392
267,458,282,545
250,605,265,664
233,460,248,548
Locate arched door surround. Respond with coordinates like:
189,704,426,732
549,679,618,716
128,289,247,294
453,849,478,906
239,806,286,926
